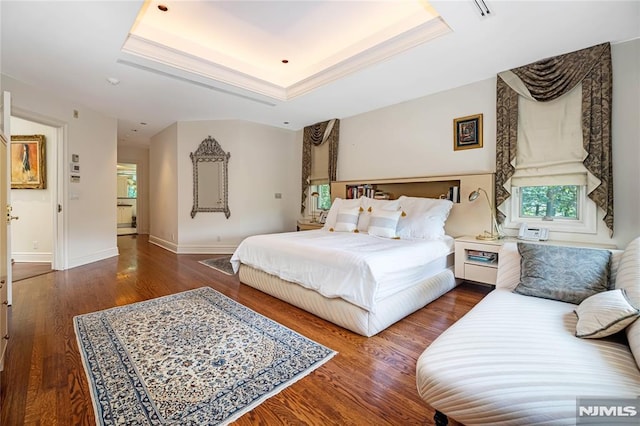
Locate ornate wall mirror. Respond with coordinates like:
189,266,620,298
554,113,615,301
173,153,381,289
190,136,230,219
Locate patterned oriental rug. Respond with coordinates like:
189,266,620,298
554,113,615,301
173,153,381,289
199,256,234,275
74,287,336,425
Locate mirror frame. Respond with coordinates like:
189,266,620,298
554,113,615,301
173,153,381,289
190,136,231,219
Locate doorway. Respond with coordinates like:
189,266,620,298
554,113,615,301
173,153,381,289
10,116,57,280
117,163,137,236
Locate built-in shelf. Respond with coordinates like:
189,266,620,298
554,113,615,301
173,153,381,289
330,173,494,238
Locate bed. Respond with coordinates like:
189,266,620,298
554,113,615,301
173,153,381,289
231,195,458,336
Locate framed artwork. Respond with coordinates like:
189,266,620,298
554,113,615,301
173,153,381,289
11,134,46,189
453,113,483,151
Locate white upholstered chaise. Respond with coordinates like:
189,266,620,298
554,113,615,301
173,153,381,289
416,239,640,425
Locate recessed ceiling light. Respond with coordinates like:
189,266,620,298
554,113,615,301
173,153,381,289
106,77,120,85
158,4,168,12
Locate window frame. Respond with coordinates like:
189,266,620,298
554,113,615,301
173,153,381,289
308,183,331,216
503,185,597,234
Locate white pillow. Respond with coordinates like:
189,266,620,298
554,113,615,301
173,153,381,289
332,206,360,232
575,289,640,338
614,237,640,367
357,197,401,233
396,196,453,239
322,198,362,231
367,209,402,239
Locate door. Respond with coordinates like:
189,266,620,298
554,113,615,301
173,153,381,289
1,91,13,370
0,132,8,370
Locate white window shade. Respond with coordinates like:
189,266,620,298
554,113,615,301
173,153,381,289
309,140,329,182
511,83,589,187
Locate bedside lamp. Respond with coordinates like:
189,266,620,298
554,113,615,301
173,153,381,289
311,191,319,222
468,188,500,241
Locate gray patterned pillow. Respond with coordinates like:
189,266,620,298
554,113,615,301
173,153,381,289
513,243,611,305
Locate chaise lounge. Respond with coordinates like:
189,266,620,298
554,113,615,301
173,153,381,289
416,237,640,425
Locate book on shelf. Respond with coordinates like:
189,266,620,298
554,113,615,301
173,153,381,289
448,185,460,203
346,184,378,199
466,250,497,262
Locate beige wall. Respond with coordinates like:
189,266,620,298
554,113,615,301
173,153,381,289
149,123,179,251
339,77,496,181
150,120,300,254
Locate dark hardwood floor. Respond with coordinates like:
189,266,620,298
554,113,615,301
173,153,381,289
12,262,53,282
0,235,490,425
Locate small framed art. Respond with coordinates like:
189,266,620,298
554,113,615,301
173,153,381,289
11,134,46,189
453,113,483,151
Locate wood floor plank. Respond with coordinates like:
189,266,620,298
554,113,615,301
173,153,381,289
0,235,488,425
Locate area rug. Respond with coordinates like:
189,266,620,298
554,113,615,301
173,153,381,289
199,255,234,275
74,287,336,425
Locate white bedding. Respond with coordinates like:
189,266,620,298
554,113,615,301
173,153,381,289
230,230,454,312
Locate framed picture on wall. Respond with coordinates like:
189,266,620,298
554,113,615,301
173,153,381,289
453,113,483,151
11,134,46,189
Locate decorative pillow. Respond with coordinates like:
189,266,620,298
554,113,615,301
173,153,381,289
331,206,360,232
396,196,453,239
613,237,640,368
575,289,640,338
322,198,361,231
513,243,611,305
367,209,402,239
357,197,400,233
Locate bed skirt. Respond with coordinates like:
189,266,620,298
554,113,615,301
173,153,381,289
238,264,457,337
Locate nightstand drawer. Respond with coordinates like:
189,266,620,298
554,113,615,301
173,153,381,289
464,263,498,285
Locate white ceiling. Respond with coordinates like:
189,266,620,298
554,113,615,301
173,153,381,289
1,1,639,147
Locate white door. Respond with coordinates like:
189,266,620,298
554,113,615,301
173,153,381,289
0,90,12,369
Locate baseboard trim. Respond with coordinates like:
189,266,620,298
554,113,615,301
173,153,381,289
148,235,237,254
175,244,238,255
67,247,119,269
149,235,178,253
11,252,52,263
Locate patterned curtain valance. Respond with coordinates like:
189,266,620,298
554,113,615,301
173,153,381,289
301,119,340,214
495,42,613,235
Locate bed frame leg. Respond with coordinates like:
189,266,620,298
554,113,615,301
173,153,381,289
434,410,448,426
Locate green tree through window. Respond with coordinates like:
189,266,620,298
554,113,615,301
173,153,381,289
520,186,578,219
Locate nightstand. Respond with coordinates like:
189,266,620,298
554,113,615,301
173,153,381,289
454,236,506,285
297,219,323,231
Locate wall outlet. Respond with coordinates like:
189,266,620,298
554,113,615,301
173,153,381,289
33,240,38,250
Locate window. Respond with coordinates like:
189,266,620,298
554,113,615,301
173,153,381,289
519,185,578,220
506,185,596,234
310,184,331,211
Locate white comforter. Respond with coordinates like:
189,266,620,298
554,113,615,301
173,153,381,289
230,230,453,312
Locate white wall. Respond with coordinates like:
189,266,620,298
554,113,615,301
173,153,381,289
149,123,178,250
118,145,150,234
149,119,300,253
337,39,639,249
1,75,118,268
10,117,54,262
